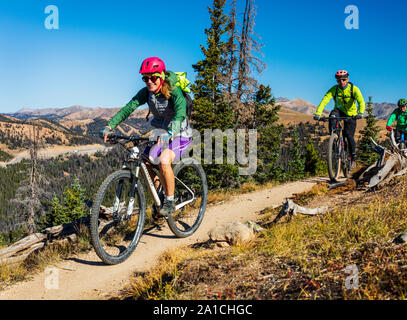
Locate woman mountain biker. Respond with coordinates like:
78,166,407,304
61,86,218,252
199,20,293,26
386,99,407,144
99,57,193,218
313,70,366,170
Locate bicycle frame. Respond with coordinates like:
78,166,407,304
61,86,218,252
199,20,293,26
322,116,353,156
331,122,348,161
319,116,354,180
116,140,196,214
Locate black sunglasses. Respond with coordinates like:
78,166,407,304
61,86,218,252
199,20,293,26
142,75,160,83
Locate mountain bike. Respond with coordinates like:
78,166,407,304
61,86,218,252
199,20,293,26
89,134,208,265
318,116,356,182
390,128,407,151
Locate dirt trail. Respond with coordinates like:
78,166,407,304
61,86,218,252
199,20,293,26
0,178,323,300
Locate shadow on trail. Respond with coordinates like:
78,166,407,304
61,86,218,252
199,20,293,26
302,176,348,185
66,257,106,267
141,225,177,240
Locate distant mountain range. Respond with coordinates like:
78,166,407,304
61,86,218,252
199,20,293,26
275,97,396,120
0,97,396,154
5,97,397,124
9,105,124,121
4,97,398,127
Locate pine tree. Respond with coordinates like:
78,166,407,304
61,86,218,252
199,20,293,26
253,85,284,183
63,178,86,221
287,126,305,180
191,0,236,133
43,194,65,227
40,179,87,228
358,96,381,165
191,0,229,105
305,138,327,176
190,0,241,189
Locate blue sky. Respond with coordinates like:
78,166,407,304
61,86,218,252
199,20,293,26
0,0,406,113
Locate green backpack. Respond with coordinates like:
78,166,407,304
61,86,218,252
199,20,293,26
175,72,193,118
145,72,193,121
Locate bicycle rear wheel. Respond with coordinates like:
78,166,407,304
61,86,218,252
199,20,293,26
327,133,341,182
342,139,352,179
90,170,146,265
167,158,208,238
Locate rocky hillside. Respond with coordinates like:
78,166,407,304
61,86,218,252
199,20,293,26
277,98,327,115
372,102,397,120
0,115,96,153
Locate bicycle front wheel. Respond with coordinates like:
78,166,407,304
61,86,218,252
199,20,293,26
90,170,146,265
327,133,341,182
167,158,208,238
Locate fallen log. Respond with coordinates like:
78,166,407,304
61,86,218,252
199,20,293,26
357,137,407,189
393,230,407,244
0,233,47,259
367,156,397,188
0,216,91,266
0,242,45,265
272,199,328,224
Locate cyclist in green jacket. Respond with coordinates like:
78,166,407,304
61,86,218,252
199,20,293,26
386,99,407,144
99,57,193,218
314,70,366,170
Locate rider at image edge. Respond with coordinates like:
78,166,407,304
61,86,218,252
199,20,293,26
99,57,193,219
313,70,366,171
386,98,407,143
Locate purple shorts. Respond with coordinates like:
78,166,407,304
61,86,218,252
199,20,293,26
143,136,192,164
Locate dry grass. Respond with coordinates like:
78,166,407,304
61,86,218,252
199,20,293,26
0,223,92,291
117,247,211,300
119,176,407,300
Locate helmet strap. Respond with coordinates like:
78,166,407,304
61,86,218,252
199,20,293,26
154,78,164,94
153,71,165,94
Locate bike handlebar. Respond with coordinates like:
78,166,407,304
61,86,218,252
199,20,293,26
317,116,359,122
106,134,151,144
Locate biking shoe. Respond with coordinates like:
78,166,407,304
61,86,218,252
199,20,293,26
159,200,176,217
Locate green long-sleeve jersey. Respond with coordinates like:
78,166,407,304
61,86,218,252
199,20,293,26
107,70,190,137
386,108,407,130
315,83,366,116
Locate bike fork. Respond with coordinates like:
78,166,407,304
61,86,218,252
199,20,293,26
113,180,124,217
114,165,140,220
126,177,138,218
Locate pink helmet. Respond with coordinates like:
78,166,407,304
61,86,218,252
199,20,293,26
335,70,349,79
139,57,166,74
